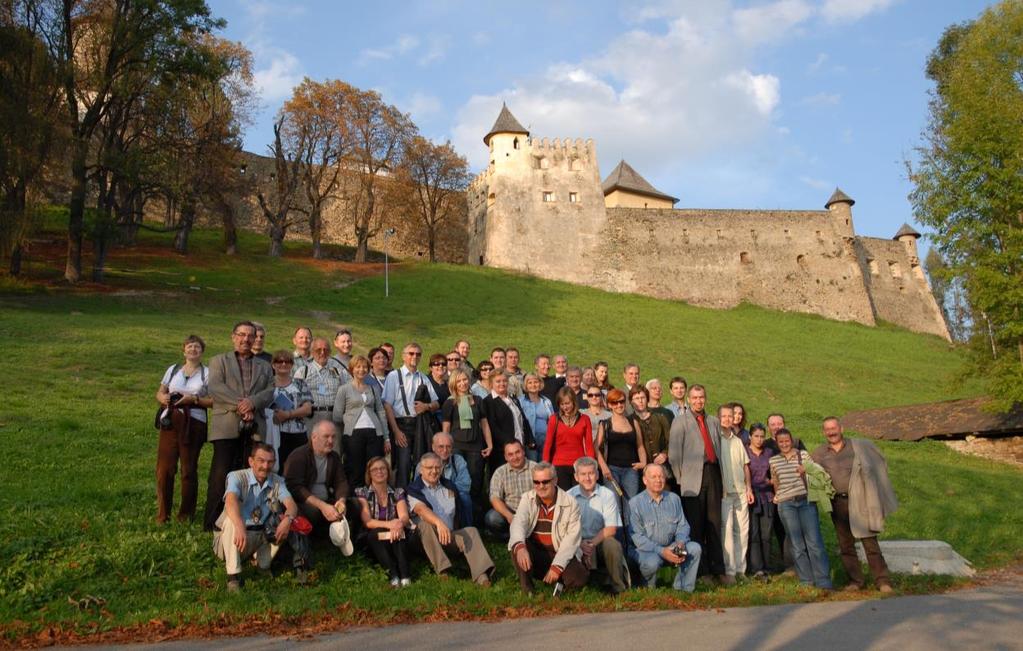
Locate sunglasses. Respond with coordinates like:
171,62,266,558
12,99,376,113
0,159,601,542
586,393,602,398
608,399,625,406
446,357,460,362
430,362,444,367
532,479,554,486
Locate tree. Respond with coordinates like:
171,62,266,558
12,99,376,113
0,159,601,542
909,0,1023,408
924,248,971,342
341,87,416,263
255,117,306,257
281,78,350,259
401,136,469,262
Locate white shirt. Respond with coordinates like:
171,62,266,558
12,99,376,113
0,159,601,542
160,364,208,423
493,391,525,443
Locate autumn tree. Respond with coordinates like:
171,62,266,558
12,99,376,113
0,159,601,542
341,87,416,263
401,136,469,262
909,0,1023,407
256,116,306,257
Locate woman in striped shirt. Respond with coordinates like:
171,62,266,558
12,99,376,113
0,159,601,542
769,429,833,589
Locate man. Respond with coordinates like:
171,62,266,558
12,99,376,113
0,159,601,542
622,363,641,394
505,347,525,397
203,321,275,531
567,457,628,593
292,327,314,375
445,350,463,376
537,354,563,402
415,432,473,525
214,443,300,591
565,366,586,409
383,342,440,487
811,417,897,593
455,339,476,379
486,440,538,538
295,338,351,428
718,405,753,585
380,342,395,372
646,379,675,423
283,421,353,559
553,354,568,379
252,322,272,363
764,412,799,573
667,376,688,419
766,413,806,453
332,328,354,374
509,462,588,594
628,464,702,591
482,371,534,475
490,347,506,372
667,384,725,582
408,453,494,585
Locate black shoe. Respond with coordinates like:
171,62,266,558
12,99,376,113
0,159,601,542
226,574,242,592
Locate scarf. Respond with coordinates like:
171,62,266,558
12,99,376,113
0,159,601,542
457,395,474,426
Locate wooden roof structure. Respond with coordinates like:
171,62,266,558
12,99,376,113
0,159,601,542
841,397,1023,441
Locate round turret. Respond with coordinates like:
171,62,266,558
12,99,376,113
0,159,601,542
825,187,856,237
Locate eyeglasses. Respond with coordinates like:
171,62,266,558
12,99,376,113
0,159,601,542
446,357,460,362
430,362,444,367
586,393,602,398
273,359,294,365
608,399,625,406
532,479,553,486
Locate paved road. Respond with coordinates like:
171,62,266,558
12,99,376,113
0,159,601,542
102,581,1023,650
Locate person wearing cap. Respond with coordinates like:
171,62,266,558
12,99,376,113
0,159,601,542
283,421,354,559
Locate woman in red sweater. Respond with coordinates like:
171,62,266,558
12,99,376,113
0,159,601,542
544,387,594,490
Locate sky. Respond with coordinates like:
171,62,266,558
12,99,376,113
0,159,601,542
209,0,997,242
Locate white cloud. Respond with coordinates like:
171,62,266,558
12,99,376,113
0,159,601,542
820,0,897,23
808,52,829,73
733,0,814,46
419,35,450,66
800,91,841,106
358,34,449,67
253,50,303,102
799,174,833,190
358,35,421,64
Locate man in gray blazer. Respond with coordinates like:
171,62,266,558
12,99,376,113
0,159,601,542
202,321,275,531
667,384,725,582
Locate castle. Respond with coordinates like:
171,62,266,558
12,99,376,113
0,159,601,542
467,105,951,340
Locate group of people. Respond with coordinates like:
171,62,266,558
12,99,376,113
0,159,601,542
155,322,899,595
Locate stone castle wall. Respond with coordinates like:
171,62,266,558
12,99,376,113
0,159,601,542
854,237,949,338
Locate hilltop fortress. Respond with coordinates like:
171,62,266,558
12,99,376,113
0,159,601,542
467,105,951,340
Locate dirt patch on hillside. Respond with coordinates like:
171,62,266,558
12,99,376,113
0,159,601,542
945,436,1023,468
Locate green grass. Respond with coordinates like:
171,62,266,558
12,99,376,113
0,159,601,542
0,222,1019,642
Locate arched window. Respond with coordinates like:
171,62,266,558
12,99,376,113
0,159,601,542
513,137,520,150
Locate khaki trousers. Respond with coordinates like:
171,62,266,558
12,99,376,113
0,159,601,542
415,520,494,582
721,492,750,577
216,518,280,575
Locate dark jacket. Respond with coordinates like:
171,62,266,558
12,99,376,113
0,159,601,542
283,443,350,506
483,393,535,450
406,474,467,530
541,375,566,403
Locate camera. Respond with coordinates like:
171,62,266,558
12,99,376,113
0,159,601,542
672,544,687,561
159,412,174,429
238,419,258,437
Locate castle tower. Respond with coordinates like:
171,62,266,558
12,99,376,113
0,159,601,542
825,187,856,238
894,223,926,280
601,160,678,209
483,103,530,171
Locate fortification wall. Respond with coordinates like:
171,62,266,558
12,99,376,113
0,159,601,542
595,207,878,325
854,237,950,338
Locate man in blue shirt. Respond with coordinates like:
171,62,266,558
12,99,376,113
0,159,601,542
214,443,300,591
628,463,702,591
415,432,473,524
383,342,440,487
567,457,628,593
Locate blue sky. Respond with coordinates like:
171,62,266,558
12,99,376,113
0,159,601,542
210,0,996,241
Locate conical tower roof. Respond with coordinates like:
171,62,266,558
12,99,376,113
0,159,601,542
601,160,678,204
483,103,529,145
825,187,855,208
894,223,921,239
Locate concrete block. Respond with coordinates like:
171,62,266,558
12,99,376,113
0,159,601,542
857,540,975,577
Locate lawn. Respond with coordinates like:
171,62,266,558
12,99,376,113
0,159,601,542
0,220,1019,644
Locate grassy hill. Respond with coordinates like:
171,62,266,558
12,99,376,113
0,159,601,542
0,222,1017,642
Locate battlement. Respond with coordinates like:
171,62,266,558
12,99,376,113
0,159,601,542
527,137,597,165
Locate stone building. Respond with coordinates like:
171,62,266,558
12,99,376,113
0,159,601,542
467,105,950,340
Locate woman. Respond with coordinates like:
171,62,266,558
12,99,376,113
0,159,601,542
356,457,413,587
747,423,775,579
645,379,675,423
482,371,533,475
581,367,597,393
334,355,390,487
596,389,646,499
265,350,314,473
154,335,213,523
770,429,832,590
630,386,669,471
427,353,450,429
470,360,494,399
366,346,391,395
518,373,554,462
583,386,611,444
593,361,614,395
443,369,493,518
732,402,750,445
544,387,595,490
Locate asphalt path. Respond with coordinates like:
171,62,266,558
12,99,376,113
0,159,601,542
89,579,1023,650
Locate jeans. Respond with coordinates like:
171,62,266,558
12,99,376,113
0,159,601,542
605,465,640,500
484,508,510,538
629,541,702,591
777,497,832,588
748,509,774,575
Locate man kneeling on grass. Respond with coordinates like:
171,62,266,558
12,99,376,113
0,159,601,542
508,462,589,595
214,443,304,592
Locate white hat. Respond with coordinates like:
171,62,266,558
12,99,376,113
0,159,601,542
329,521,354,556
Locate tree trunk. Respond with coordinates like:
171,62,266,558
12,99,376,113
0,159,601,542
310,208,323,259
354,222,369,263
65,140,87,283
174,196,195,254
164,195,176,227
91,231,108,283
9,243,23,276
268,223,285,257
219,199,238,255
428,225,437,262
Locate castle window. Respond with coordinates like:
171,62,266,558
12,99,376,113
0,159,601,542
487,192,495,207
889,261,902,278
740,252,751,264
542,191,554,202
569,192,579,203
716,229,723,240
784,229,791,239
513,137,520,150
750,229,757,239
868,258,879,275
797,254,808,270
815,230,822,239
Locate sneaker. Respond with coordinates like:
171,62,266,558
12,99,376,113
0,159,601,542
400,578,413,588
389,577,400,588
878,583,893,594
226,575,242,592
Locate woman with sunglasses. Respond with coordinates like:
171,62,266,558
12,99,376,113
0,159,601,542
427,353,450,429
583,386,611,443
597,388,647,499
470,361,494,399
265,350,314,472
544,387,594,490
518,372,554,462
356,456,413,587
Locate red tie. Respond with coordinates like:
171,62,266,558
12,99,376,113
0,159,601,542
694,412,717,463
